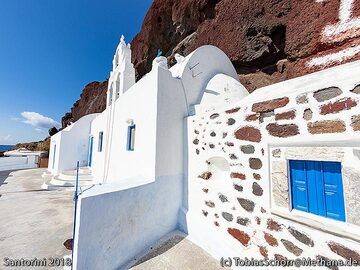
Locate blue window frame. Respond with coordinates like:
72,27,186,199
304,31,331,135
289,160,345,222
98,131,103,152
88,136,94,167
127,125,135,151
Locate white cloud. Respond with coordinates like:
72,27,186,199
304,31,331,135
21,111,60,129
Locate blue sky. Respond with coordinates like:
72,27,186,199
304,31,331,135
0,0,152,144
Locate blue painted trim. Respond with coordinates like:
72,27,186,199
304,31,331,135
88,136,94,167
127,125,135,151
98,131,103,152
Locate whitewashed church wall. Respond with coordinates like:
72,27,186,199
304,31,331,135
104,69,159,183
185,60,360,265
89,110,108,182
48,114,99,175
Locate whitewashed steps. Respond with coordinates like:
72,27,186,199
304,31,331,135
41,167,94,190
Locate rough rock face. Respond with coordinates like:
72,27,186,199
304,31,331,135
61,81,108,128
11,137,51,156
131,0,360,91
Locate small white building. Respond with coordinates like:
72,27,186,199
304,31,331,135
0,148,45,171
45,36,360,269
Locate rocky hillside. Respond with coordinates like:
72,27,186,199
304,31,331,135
11,137,51,156
131,0,360,91
62,80,108,128
58,0,360,128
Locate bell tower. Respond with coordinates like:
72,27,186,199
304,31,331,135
107,35,135,107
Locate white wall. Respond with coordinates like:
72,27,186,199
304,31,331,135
89,110,108,182
0,156,38,171
103,69,159,183
48,114,99,175
73,174,183,270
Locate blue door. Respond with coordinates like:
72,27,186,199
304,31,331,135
88,136,94,167
52,144,57,169
290,160,345,222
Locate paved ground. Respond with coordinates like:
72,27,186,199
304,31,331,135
128,231,225,270
0,169,73,269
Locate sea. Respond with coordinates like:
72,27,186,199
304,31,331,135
0,145,13,151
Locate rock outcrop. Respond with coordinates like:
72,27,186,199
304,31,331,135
131,0,360,91
61,81,108,128
11,137,51,156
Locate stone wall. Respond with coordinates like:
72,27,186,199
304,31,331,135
186,61,360,265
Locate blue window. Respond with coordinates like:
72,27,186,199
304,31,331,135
127,125,135,151
98,131,103,152
289,160,345,222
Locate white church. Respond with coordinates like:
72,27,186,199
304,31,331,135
44,36,360,269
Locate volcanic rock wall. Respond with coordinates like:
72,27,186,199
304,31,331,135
186,61,360,264
131,0,360,91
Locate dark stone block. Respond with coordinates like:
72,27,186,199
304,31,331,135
252,97,289,113
327,241,360,262
264,233,278,247
266,123,299,137
320,98,357,115
288,227,314,247
219,194,229,202
241,145,255,154
235,126,262,142
205,201,215,208
281,239,303,256
252,182,263,196
231,172,246,180
237,217,250,226
237,198,255,212
225,107,240,114
234,184,243,192
198,171,212,180
313,87,342,102
275,110,296,120
253,173,261,180
227,118,236,125
259,246,268,258
227,228,251,246
246,114,259,121
193,139,199,145
222,212,233,222
267,218,282,231
229,153,238,159
249,158,262,170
